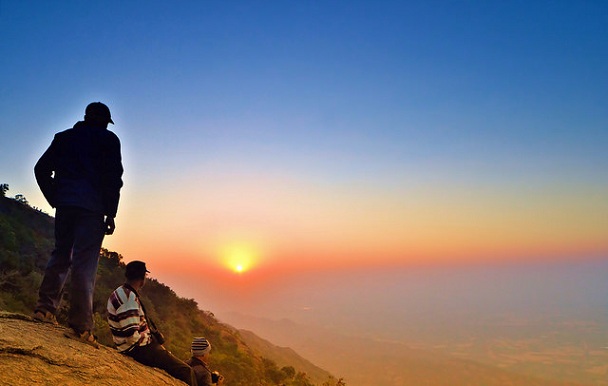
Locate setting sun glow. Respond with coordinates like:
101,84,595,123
220,244,256,274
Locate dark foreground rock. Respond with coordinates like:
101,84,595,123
0,311,186,386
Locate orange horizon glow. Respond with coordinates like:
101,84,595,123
97,170,608,287
130,244,608,318
131,241,608,281
108,235,608,275
105,184,608,274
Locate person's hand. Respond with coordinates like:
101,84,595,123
212,372,224,385
105,216,116,235
137,333,147,344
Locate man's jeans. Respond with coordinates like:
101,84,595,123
36,206,105,331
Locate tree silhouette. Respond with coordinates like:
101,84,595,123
281,366,296,379
14,194,28,205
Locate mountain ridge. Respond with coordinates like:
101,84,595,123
237,329,334,383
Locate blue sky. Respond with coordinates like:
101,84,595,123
1,1,607,274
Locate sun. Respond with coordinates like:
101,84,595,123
220,244,256,274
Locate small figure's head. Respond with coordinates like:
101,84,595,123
85,102,114,125
191,337,211,360
125,261,150,288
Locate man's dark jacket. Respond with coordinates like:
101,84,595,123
34,121,123,217
186,356,213,386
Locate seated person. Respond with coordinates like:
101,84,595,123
187,337,224,385
107,261,197,386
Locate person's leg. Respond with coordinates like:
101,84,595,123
35,207,75,316
129,342,197,386
68,208,105,332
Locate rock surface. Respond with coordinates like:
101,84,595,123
0,311,187,386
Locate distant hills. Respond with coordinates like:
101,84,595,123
220,312,585,386
238,329,334,382
0,186,342,386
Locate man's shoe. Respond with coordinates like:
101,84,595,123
64,329,100,349
33,310,58,326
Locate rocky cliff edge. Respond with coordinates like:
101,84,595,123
0,311,187,386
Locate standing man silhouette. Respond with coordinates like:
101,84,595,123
33,102,123,348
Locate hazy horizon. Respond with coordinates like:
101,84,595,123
208,258,608,385
174,257,608,334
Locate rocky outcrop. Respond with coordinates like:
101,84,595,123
0,311,187,386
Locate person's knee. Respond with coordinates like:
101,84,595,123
70,252,101,277
46,254,72,270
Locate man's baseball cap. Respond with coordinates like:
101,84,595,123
85,102,114,124
125,261,150,280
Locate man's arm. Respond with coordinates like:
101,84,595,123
34,136,59,208
102,132,124,229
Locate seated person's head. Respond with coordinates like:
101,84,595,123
125,261,149,286
191,337,211,359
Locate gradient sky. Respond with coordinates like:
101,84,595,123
1,1,607,290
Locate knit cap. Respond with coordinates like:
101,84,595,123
191,337,211,356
